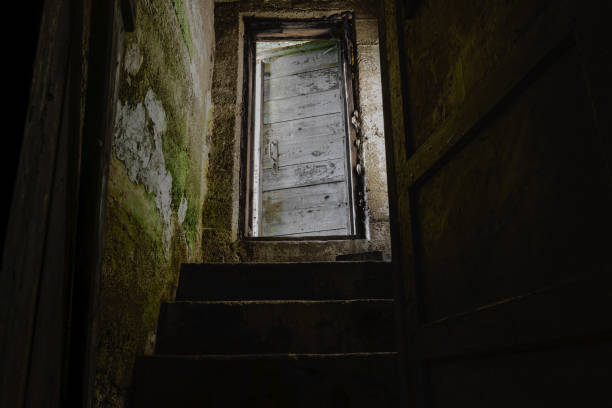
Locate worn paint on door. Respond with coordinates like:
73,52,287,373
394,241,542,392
256,40,351,237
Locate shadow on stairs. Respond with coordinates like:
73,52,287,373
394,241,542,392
133,262,398,407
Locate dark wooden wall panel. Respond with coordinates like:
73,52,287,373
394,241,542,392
0,1,74,405
401,0,558,152
429,341,612,408
415,44,605,322
379,0,612,406
0,0,123,406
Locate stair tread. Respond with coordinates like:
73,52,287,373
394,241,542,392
176,262,393,301
134,352,399,407
135,261,398,407
156,298,395,355
141,351,398,359
183,261,392,265
167,298,394,304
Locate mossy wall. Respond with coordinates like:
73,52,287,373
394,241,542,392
95,1,214,406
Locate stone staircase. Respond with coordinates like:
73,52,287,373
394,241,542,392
133,262,398,407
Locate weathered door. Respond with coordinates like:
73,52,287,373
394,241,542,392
257,40,352,237
382,0,612,406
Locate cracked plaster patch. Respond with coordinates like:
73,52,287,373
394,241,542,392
178,196,188,224
124,42,143,76
113,89,173,247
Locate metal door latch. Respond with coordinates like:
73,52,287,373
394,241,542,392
268,140,279,171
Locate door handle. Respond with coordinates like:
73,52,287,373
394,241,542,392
268,140,279,171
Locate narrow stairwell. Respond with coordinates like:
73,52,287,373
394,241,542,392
133,262,398,407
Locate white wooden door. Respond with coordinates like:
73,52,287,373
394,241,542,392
258,40,351,237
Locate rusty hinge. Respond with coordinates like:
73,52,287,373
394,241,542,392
351,110,361,131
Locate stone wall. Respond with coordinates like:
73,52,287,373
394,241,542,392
94,1,214,406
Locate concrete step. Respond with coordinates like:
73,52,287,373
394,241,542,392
133,353,399,408
155,299,395,355
175,261,393,301
336,250,388,261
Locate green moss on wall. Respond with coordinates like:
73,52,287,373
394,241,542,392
163,135,190,209
122,0,203,246
184,204,199,246
96,197,184,407
172,0,194,57
95,0,212,406
109,156,164,240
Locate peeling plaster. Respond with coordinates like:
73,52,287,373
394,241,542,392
97,1,216,406
178,196,189,224
124,42,143,76
113,89,173,246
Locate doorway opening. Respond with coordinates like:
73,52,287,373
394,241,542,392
242,17,364,239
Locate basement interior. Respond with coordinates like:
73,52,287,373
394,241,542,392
1,0,611,407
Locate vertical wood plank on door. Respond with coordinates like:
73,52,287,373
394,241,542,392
252,60,264,236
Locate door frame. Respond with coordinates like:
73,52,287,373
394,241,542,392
239,14,366,240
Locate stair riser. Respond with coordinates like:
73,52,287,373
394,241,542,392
176,262,393,300
133,354,399,408
156,300,395,355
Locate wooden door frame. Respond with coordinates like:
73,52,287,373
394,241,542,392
0,1,133,406
239,14,366,240
67,1,128,406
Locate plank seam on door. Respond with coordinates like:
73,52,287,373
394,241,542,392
262,165,346,193
263,85,341,104
262,180,348,194
263,66,340,89
262,140,345,169
263,111,343,128
264,89,342,124
276,228,348,237
263,112,344,126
